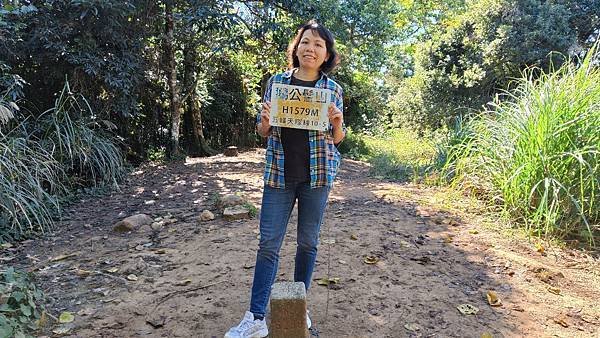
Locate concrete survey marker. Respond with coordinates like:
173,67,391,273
270,282,308,338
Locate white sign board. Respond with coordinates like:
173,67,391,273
269,83,331,131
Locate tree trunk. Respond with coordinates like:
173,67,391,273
164,1,182,158
182,43,214,157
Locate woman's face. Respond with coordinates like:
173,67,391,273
295,29,329,72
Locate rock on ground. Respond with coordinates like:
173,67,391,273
219,194,245,208
223,205,250,220
113,214,153,233
199,210,215,222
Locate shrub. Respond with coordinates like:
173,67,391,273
339,129,437,182
0,267,46,338
0,81,126,242
0,129,63,242
337,128,370,160
37,81,125,187
441,45,600,244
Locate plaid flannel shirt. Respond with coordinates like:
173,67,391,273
257,69,345,189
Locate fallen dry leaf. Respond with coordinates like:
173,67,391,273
404,323,420,331
364,256,379,264
75,268,92,277
457,304,479,315
77,308,95,316
547,286,561,295
553,315,569,328
174,279,192,286
316,277,340,286
532,267,564,284
50,252,79,262
449,219,461,227
486,290,502,307
535,242,545,254
350,234,358,240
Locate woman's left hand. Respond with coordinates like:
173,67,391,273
328,103,344,129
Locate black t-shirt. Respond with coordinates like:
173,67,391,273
281,75,318,183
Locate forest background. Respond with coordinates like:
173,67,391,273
1,1,600,336
1,0,599,245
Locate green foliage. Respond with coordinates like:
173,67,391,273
243,202,258,218
0,267,45,338
147,146,167,163
202,55,256,148
0,62,25,125
339,129,437,182
335,69,388,132
0,129,62,242
0,81,125,242
557,0,600,47
440,46,600,244
1,0,438,156
2,1,147,117
392,0,591,131
365,130,437,181
337,129,369,160
38,81,125,187
394,0,467,39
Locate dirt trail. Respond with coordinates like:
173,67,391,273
7,149,600,337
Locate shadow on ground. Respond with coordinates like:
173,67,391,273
8,149,599,337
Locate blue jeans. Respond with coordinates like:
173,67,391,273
249,182,330,317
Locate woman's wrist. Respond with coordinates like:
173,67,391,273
332,124,345,143
257,122,271,137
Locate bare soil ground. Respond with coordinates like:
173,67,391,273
6,149,600,338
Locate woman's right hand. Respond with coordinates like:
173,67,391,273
258,101,272,137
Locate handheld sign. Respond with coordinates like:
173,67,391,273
270,83,331,131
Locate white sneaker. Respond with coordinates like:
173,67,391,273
306,310,311,329
224,311,268,338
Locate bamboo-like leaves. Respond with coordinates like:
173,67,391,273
37,80,125,187
1,80,125,241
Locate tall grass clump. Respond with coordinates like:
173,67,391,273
0,81,126,242
441,46,600,244
0,128,64,242
37,81,125,187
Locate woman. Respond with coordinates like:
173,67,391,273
225,20,345,338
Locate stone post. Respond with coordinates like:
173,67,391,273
270,282,309,338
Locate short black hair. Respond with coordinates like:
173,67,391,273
287,20,340,74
